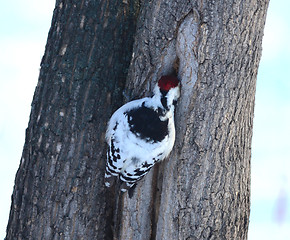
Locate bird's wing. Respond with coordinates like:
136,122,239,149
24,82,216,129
104,119,126,187
119,157,161,191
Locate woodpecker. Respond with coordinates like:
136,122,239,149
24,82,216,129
104,75,180,193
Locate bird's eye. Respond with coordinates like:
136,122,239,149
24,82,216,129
157,107,165,115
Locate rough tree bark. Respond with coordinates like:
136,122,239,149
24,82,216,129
6,0,269,240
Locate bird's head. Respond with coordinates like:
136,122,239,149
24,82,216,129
154,75,180,111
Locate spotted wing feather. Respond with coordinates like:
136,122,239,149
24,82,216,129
104,124,125,187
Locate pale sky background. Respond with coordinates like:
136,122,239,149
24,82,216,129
0,0,289,239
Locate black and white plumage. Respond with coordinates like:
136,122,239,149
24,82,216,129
104,75,180,193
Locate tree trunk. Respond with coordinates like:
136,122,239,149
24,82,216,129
6,0,269,240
